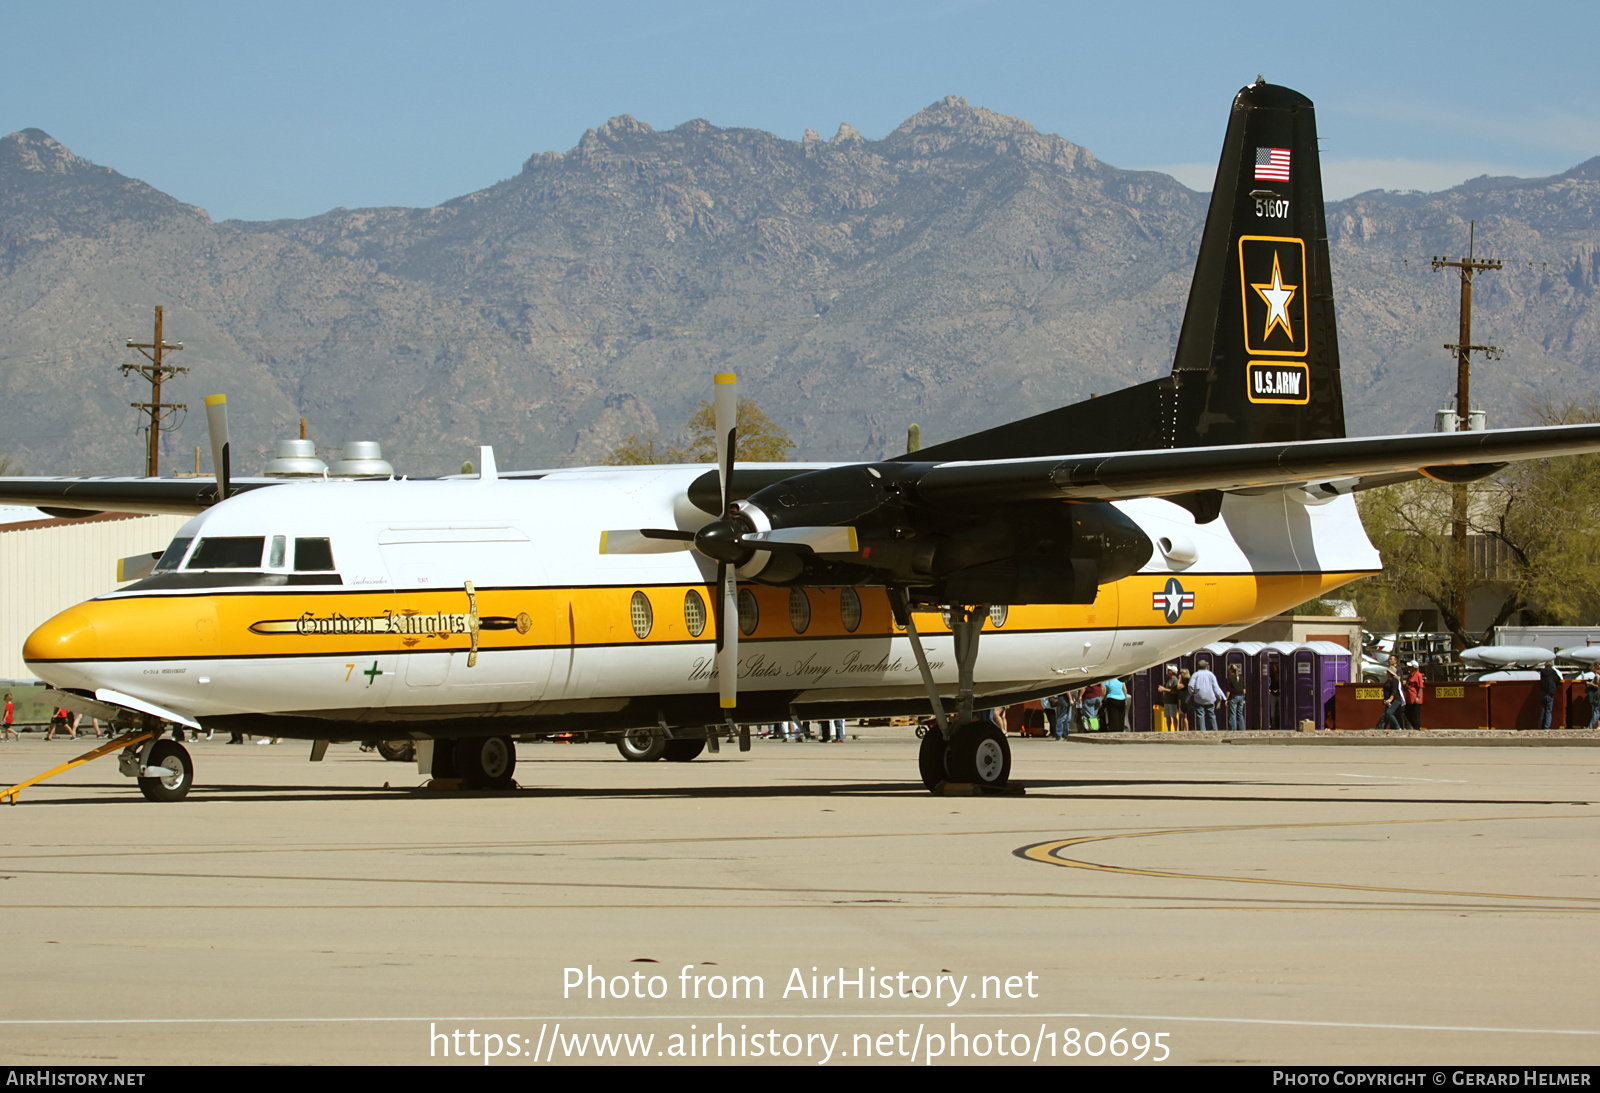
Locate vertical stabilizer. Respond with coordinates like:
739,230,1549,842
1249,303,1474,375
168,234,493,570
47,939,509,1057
1169,79,1344,445
905,80,1344,465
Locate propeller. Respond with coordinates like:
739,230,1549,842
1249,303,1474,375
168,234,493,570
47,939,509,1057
598,372,860,710
712,372,738,709
204,394,231,503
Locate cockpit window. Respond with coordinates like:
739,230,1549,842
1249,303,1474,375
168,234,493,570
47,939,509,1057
186,537,266,569
268,536,286,568
153,537,193,573
293,538,336,572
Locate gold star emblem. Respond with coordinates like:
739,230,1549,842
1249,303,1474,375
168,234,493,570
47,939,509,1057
1250,251,1298,343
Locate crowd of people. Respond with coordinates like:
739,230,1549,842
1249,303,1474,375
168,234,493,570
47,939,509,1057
1006,654,1271,736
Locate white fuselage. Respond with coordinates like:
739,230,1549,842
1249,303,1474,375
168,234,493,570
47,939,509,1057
23,465,1380,737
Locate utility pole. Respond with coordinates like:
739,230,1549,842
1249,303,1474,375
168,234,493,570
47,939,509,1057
121,305,187,477
1431,223,1502,648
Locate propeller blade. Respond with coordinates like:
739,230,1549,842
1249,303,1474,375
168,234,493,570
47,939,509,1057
598,529,695,555
204,394,231,502
714,372,737,512
717,562,738,710
742,526,859,555
116,551,161,583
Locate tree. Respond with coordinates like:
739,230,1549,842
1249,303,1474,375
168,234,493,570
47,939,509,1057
0,454,21,476
1347,396,1600,647
602,399,795,465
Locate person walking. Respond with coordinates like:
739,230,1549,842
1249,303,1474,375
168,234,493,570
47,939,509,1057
1102,677,1128,733
1404,660,1426,731
1188,658,1224,732
1539,661,1561,731
1225,665,1247,731
1081,682,1105,732
2,693,16,741
1585,673,1600,732
1156,666,1181,732
1176,669,1193,732
1376,655,1405,730
45,706,74,741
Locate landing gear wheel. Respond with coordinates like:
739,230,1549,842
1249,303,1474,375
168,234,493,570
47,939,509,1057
453,735,516,789
918,724,948,792
616,728,667,762
138,740,193,802
661,739,706,762
944,720,1011,787
376,739,415,763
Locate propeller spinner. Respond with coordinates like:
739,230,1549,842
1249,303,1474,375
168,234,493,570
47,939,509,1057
598,373,858,710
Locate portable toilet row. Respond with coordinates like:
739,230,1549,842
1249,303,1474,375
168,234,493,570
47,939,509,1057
1128,641,1353,731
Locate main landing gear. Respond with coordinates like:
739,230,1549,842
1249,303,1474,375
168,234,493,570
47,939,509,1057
893,592,1013,793
430,735,518,789
616,728,708,762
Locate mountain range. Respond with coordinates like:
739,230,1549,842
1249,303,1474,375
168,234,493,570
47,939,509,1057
2,98,1597,478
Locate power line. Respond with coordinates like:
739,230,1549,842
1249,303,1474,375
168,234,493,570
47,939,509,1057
120,305,187,477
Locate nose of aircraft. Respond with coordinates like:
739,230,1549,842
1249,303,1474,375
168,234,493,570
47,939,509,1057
23,608,100,665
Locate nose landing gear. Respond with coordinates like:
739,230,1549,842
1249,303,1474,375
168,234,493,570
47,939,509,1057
137,739,193,802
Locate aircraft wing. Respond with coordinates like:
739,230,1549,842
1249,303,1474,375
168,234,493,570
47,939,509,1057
0,477,280,517
911,423,1600,506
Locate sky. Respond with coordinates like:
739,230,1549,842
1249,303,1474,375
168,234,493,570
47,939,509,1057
3,0,1598,221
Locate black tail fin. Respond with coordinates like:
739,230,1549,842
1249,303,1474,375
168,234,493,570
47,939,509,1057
907,79,1344,464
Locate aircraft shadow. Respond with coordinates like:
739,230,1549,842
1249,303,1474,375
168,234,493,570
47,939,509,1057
7,778,1585,808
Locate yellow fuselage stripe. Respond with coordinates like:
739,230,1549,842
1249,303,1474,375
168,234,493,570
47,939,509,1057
25,571,1373,663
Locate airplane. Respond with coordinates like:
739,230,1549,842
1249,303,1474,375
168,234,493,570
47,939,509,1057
8,78,1600,803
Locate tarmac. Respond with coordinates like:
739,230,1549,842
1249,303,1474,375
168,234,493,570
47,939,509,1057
0,727,1596,1067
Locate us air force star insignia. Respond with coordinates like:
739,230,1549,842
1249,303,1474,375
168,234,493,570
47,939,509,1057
1151,577,1195,624
1251,252,1298,344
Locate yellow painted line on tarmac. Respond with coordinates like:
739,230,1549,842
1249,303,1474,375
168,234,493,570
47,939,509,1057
1018,814,1600,904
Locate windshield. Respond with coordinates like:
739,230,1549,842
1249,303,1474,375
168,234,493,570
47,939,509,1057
186,536,266,570
152,537,193,573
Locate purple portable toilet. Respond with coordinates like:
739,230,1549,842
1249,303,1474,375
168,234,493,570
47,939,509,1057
1257,642,1299,731
1129,668,1154,732
1297,641,1352,730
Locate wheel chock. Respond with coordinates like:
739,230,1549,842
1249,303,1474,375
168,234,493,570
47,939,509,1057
935,781,1026,797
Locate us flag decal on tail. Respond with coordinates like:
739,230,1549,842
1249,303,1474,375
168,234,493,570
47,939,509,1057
1255,147,1290,180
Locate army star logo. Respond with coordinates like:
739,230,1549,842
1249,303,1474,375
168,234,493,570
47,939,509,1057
1251,252,1298,344
1152,578,1195,624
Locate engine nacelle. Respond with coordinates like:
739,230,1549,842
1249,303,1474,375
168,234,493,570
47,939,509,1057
730,463,1152,604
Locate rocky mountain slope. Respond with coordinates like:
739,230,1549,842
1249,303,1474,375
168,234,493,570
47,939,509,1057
1,99,1596,477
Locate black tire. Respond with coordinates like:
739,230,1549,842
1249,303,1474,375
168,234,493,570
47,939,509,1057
616,728,667,762
452,735,516,789
661,739,706,762
137,740,193,802
430,739,459,779
376,739,415,763
944,719,1011,786
918,723,947,792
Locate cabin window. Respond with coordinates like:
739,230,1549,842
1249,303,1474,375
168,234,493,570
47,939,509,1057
840,588,862,633
186,536,265,569
684,589,707,638
789,588,811,634
153,537,193,573
268,536,287,568
629,591,653,639
294,538,336,571
737,588,759,636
